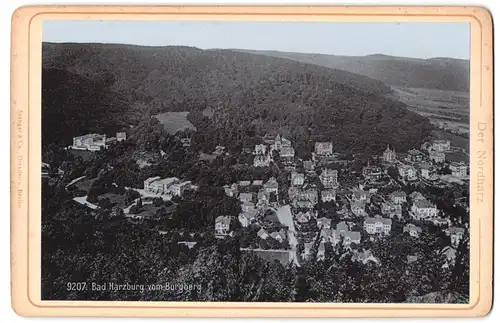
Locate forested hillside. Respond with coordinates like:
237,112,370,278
42,43,432,153
236,50,469,92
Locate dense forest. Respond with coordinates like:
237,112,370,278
42,43,432,154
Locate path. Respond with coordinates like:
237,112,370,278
73,196,98,210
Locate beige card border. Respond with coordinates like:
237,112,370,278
10,5,493,317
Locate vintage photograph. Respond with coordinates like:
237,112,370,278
41,20,470,303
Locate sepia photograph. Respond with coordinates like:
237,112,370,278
40,19,471,303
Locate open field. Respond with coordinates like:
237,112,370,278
154,111,196,134
389,86,469,134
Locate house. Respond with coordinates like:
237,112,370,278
303,160,316,174
429,150,446,163
144,177,180,195
241,201,256,213
319,168,338,188
257,189,271,205
341,231,362,246
41,162,50,179
295,188,319,205
409,191,426,202
316,217,332,229
295,211,312,223
352,189,369,203
446,227,466,246
255,144,267,155
450,162,468,178
295,200,314,209
263,132,277,145
362,165,383,181
419,163,437,180
303,241,326,261
72,133,107,151
253,154,271,167
407,149,424,162
272,134,292,151
270,230,287,242
351,201,367,217
239,192,253,203
116,132,127,142
257,228,269,240
321,190,336,202
432,139,451,152
290,172,305,186
180,138,191,147
223,184,238,197
238,210,258,227
411,199,438,220
381,202,402,219
382,145,397,163
352,249,381,265
334,222,361,246
263,177,279,195
239,180,251,187
389,190,407,204
215,216,232,236
398,164,418,181
364,216,392,235
315,142,333,155
280,146,295,158
433,217,450,227
441,246,456,269
252,180,264,186
168,181,191,196
403,223,423,237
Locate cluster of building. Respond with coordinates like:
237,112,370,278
213,135,468,266
143,176,192,197
71,132,127,151
382,140,469,182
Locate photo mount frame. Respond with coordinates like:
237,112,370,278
10,5,493,317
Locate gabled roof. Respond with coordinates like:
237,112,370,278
364,216,392,225
215,216,232,226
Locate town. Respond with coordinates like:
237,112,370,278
46,129,469,272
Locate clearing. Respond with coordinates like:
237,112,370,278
154,112,196,134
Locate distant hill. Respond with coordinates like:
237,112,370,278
42,43,432,153
234,49,470,92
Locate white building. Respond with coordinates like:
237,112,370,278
321,190,336,202
315,142,333,155
429,150,446,163
116,132,127,142
239,193,253,203
316,217,332,229
382,145,397,163
253,154,271,167
450,162,468,178
255,144,267,155
432,140,451,152
411,199,438,220
72,133,107,151
319,168,338,188
290,172,305,186
403,223,423,237
419,163,436,180
280,146,295,158
389,191,407,205
144,176,180,195
263,177,279,195
215,216,232,236
398,164,418,181
168,181,192,196
446,227,466,246
364,216,392,235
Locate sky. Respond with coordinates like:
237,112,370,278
42,20,470,60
